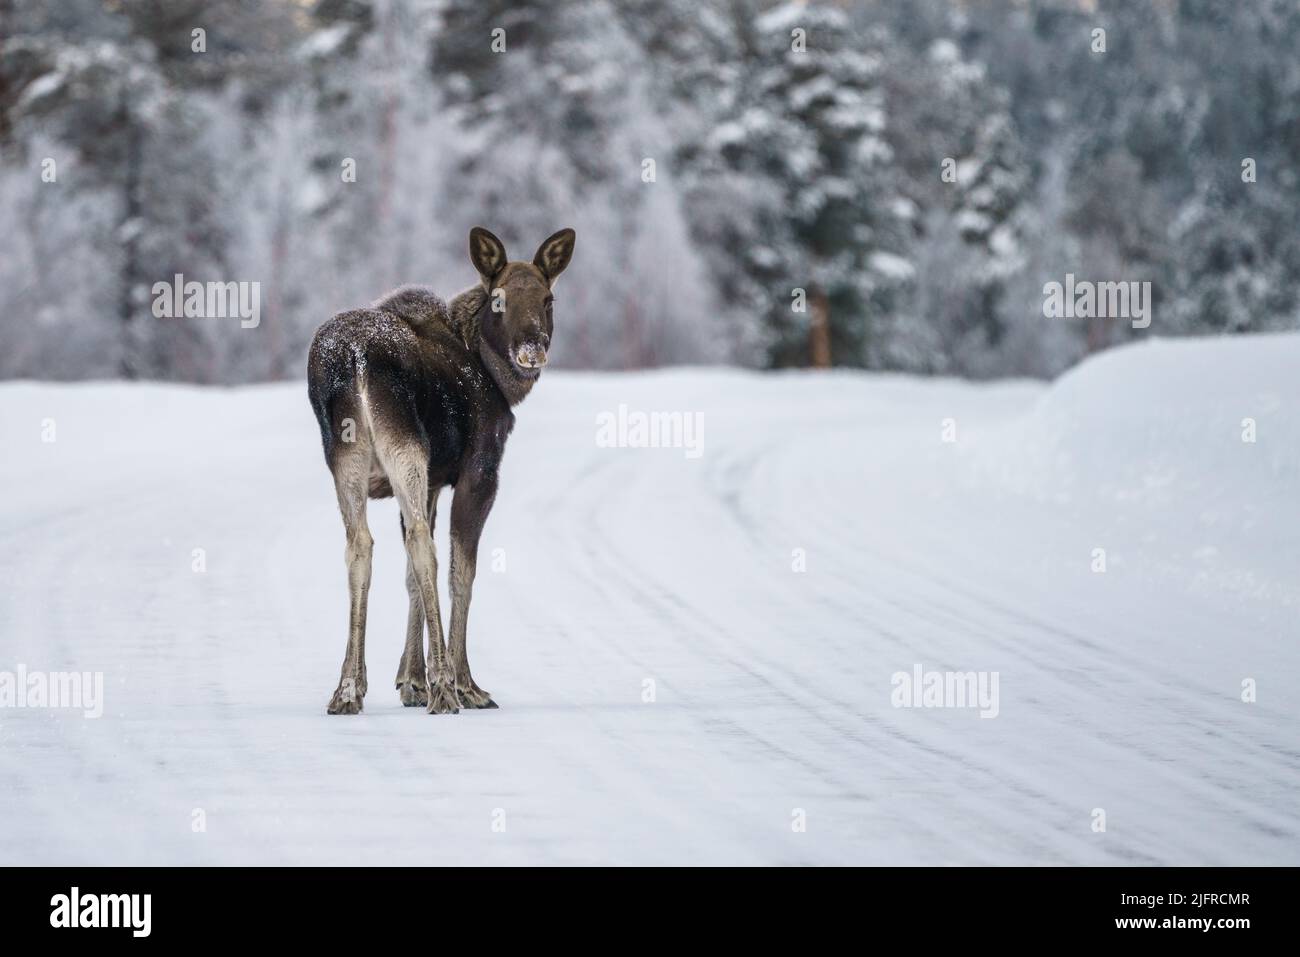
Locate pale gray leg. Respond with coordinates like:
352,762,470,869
376,441,458,715
394,503,433,707
328,452,373,715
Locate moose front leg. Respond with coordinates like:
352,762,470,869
448,471,498,709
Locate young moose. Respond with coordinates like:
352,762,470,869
307,227,575,714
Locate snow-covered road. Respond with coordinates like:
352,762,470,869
2,334,1297,865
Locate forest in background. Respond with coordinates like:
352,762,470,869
1,0,1298,382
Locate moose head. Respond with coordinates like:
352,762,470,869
468,226,576,380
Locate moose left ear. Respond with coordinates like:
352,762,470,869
533,228,576,284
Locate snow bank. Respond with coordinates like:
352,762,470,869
968,331,1300,610
978,332,1300,507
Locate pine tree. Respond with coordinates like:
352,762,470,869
879,36,1030,375
679,1,909,369
1,0,301,379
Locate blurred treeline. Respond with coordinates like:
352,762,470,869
1,0,1297,382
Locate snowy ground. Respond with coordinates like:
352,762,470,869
1,334,1298,865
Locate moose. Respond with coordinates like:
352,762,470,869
307,226,575,714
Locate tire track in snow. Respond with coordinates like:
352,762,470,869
545,426,1075,862
747,414,1300,862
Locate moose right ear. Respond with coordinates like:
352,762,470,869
469,227,508,282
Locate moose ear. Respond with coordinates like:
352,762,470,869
533,228,576,284
469,227,508,281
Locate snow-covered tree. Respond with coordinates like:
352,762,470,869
678,1,910,368
878,36,1030,375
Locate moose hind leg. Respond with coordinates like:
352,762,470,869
328,453,374,715
394,510,430,708
377,440,458,715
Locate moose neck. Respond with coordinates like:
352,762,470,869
448,285,538,407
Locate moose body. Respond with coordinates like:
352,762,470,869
307,227,575,714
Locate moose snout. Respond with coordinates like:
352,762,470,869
514,342,548,370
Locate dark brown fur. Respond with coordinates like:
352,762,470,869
307,227,575,714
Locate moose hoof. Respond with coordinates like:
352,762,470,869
457,684,498,709
327,678,364,715
426,677,460,715
397,678,428,708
